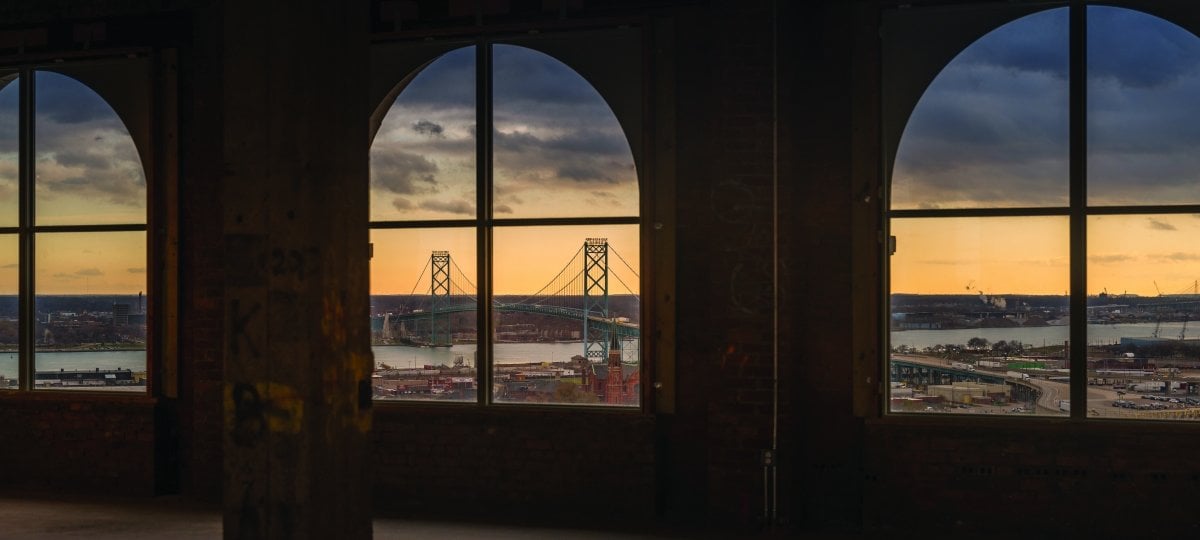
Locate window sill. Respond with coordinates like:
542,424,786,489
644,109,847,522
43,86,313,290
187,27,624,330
0,389,156,406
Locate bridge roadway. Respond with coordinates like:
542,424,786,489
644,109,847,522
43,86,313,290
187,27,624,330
387,302,640,338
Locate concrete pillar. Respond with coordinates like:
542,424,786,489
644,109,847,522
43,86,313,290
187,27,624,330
220,2,372,538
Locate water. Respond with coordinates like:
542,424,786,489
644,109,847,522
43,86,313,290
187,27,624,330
891,322,1185,350
372,342,598,368
0,350,146,381
0,342,626,381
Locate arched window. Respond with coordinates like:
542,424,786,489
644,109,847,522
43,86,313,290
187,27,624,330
0,68,148,392
369,40,642,407
886,4,1200,420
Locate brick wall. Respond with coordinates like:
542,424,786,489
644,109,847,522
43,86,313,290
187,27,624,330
0,394,157,495
371,406,656,523
670,0,779,526
864,421,1200,536
176,2,225,503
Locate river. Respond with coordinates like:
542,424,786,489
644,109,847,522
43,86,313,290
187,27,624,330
0,342,626,380
891,322,1188,350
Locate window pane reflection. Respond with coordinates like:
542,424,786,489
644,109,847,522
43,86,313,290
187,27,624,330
1088,7,1200,206
34,231,145,391
0,235,15,388
370,228,477,402
491,225,640,406
1088,215,1200,420
35,71,146,226
0,75,16,228
371,47,477,222
890,217,1069,416
891,8,1068,210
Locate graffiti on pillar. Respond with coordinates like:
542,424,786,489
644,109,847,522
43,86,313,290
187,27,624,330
230,299,262,359
231,383,265,447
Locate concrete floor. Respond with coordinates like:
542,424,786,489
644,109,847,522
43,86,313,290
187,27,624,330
0,494,815,539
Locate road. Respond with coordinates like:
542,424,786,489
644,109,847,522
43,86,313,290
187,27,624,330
892,354,1144,418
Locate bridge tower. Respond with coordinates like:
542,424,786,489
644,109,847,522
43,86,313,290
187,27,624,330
583,238,609,362
429,251,452,347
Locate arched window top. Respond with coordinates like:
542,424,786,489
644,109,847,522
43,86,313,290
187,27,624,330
890,5,1200,210
35,70,146,226
491,44,638,219
371,46,476,222
890,7,1068,210
370,44,638,221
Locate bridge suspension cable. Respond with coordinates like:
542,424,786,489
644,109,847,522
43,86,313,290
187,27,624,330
510,244,585,305
407,257,432,296
610,244,639,280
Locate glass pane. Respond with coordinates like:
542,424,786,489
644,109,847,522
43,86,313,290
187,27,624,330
0,74,17,228
492,225,640,406
34,231,146,391
1088,7,1200,206
371,47,477,222
0,235,16,389
370,227,477,402
493,44,639,219
1088,215,1200,420
889,217,1069,416
891,8,1068,210
35,70,146,226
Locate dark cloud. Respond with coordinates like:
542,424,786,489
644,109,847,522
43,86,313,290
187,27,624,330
1090,254,1137,264
35,71,117,124
411,120,445,137
55,149,114,170
370,148,438,195
1155,252,1200,262
127,267,145,273
386,47,475,108
493,44,603,107
0,263,15,269
391,198,415,211
956,7,1068,78
493,128,633,185
75,268,103,276
556,164,613,183
1147,218,1177,231
1089,6,1200,89
915,259,964,266
494,204,513,214
419,199,473,216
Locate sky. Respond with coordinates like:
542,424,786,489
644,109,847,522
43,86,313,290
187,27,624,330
891,6,1200,296
0,71,146,295
369,44,640,295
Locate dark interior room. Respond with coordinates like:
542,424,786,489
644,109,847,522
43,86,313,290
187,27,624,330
1,0,1199,538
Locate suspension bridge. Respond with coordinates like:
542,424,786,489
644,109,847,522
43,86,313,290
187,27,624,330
375,238,640,363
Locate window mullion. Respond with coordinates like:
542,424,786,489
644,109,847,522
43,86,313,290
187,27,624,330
476,40,494,405
17,69,33,391
1068,0,1087,419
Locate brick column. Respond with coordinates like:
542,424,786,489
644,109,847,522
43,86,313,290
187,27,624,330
220,2,372,538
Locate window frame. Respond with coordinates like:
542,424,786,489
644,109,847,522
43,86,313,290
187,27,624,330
881,1,1200,421
368,27,656,411
0,53,163,398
